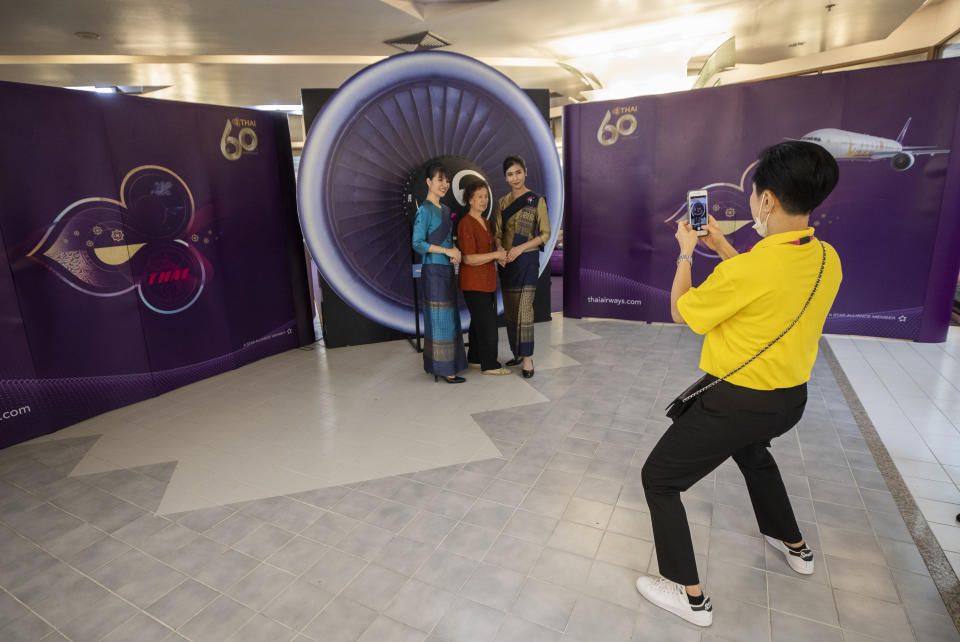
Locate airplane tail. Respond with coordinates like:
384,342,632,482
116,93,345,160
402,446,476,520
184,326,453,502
896,117,912,144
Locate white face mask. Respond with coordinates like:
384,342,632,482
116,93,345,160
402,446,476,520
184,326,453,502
752,195,771,238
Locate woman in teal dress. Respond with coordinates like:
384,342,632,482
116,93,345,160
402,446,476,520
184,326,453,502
411,161,468,383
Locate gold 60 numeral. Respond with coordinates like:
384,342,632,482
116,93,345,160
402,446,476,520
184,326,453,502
220,120,258,161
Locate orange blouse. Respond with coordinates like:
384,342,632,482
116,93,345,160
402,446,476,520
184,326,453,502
457,215,497,293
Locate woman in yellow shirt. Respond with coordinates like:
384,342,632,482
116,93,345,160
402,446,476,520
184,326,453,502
635,141,842,628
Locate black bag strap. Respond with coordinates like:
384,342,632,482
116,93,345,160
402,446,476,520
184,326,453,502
679,238,826,403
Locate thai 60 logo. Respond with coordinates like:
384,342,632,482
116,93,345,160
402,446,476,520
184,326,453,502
221,117,258,161
597,105,638,146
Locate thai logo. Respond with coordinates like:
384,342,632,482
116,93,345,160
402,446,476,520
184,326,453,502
28,166,215,314
221,117,258,161
597,105,638,146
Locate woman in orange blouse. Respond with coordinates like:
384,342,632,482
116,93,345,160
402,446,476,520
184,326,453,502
458,180,511,375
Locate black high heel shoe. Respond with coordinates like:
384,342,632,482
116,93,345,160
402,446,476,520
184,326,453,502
522,368,534,379
435,375,466,383
505,357,522,367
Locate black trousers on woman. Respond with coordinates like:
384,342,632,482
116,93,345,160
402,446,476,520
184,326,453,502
641,378,807,586
463,290,501,371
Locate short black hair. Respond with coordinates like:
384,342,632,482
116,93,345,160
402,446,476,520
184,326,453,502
752,141,839,215
502,154,526,175
463,179,489,206
425,161,450,182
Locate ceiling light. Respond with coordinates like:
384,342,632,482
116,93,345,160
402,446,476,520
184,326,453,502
252,104,303,115
74,31,102,40
65,85,117,94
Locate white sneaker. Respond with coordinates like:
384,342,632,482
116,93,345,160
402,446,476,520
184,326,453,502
765,536,814,575
635,575,712,627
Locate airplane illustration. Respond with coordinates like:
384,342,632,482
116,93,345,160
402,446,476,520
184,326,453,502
797,118,950,170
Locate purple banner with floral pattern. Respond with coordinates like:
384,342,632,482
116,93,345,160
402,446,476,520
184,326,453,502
562,58,960,342
0,82,312,448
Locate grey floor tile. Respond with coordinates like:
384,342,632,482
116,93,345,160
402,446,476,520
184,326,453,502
905,604,960,642
0,610,53,642
835,589,915,641
5,502,86,547
385,579,456,632
564,595,635,642
140,523,198,557
434,597,505,642
866,510,914,543
400,511,456,546
148,578,221,628
425,490,477,521
494,615,561,642
332,491,384,520
201,511,263,548
266,536,329,574
595,531,653,572
341,564,409,611
11,561,84,606
302,597,377,642
519,489,570,518
30,572,110,629
510,577,578,631
446,470,495,497
709,597,771,642
584,560,643,610
440,522,499,561
705,558,767,607
233,523,295,560
770,611,843,642
226,613,297,642
357,615,426,642
462,500,516,532
483,534,542,575
336,521,394,560
180,596,256,642
158,535,227,576
633,611,701,642
375,535,435,576
415,550,478,592
817,526,886,566
892,569,950,617
813,501,873,533
234,497,322,533
174,505,234,532
480,479,530,507
546,521,603,558
767,571,839,625
264,580,335,630
356,476,408,500
302,548,367,593
101,613,173,642
460,563,526,611
227,563,296,610
41,523,104,559
824,555,899,603
59,593,138,642
606,506,653,540
50,484,145,533
530,548,592,592
877,537,929,576
365,501,419,533
562,497,613,529
302,510,358,545
67,535,132,574
290,486,350,510
193,548,260,592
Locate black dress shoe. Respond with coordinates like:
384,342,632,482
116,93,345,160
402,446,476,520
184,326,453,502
505,357,522,367
522,369,534,379
435,375,466,383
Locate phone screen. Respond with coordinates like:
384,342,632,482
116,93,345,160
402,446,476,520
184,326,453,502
688,194,708,230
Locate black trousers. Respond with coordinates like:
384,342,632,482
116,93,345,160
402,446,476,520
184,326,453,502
463,290,501,371
642,379,807,586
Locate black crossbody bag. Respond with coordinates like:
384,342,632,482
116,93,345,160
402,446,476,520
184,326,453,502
665,239,826,421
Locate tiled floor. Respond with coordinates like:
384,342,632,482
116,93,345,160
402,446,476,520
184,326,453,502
826,328,960,578
0,316,957,641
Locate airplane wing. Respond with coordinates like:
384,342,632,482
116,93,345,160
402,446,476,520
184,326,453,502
868,148,950,159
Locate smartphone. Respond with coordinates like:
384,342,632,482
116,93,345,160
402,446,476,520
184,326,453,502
687,190,709,237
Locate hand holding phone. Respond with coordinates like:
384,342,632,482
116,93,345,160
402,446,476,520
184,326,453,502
687,190,709,237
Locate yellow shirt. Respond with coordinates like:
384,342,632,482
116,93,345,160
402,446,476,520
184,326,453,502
677,228,842,390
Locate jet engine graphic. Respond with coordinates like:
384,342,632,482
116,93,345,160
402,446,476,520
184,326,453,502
297,52,563,334
798,117,949,171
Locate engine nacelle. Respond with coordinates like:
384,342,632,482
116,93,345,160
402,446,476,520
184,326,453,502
891,152,915,171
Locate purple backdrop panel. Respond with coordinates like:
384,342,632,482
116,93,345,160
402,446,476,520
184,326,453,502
563,58,960,342
0,82,308,447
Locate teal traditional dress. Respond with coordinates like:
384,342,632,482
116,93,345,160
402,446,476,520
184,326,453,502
412,201,467,376
494,191,551,358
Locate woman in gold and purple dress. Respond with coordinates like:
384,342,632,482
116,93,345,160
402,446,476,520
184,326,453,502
494,155,550,379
